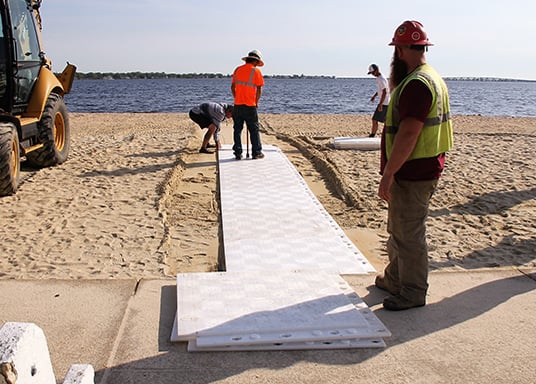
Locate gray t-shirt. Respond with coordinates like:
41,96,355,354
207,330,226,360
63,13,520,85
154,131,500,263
191,102,228,141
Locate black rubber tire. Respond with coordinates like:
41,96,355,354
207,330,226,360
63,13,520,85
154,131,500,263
26,93,70,167
0,122,20,196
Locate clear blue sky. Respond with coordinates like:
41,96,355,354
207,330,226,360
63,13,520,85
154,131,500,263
40,0,536,80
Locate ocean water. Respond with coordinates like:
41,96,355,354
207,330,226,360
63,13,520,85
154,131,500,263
64,77,536,117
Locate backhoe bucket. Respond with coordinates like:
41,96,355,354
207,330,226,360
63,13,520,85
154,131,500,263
56,63,77,94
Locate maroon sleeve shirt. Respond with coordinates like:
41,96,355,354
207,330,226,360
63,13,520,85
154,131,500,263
381,79,446,180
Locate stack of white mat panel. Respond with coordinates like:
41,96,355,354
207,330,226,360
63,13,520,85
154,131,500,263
333,136,381,150
170,145,390,351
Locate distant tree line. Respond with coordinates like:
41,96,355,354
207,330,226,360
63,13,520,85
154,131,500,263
75,72,229,80
444,77,535,82
73,72,337,80
70,72,532,82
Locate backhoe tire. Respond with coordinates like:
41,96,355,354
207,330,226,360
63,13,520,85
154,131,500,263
26,93,70,167
0,122,20,196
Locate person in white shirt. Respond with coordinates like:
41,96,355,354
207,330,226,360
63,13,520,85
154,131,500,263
367,64,390,137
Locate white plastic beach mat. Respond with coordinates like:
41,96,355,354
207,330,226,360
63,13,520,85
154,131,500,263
217,145,375,274
171,270,390,351
170,144,389,351
333,136,381,150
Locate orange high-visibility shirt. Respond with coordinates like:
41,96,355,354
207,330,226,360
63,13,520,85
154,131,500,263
232,63,264,106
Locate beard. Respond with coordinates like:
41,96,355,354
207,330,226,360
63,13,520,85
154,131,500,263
389,49,409,89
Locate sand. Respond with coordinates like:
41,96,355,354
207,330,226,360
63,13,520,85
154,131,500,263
0,113,534,279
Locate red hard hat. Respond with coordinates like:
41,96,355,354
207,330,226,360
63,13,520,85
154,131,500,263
389,20,433,46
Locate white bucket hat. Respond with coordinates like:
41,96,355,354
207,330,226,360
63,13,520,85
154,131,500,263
242,49,264,67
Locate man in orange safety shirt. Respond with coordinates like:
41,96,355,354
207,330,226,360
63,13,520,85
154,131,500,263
231,49,265,160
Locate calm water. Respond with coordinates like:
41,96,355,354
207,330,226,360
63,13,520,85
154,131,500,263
64,78,536,117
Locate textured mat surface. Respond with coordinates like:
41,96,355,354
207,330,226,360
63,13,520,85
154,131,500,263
170,145,388,350
218,145,375,274
171,271,389,350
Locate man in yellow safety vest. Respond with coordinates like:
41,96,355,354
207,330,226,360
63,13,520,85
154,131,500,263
376,20,454,311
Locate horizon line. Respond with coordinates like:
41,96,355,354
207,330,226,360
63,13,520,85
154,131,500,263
70,72,536,82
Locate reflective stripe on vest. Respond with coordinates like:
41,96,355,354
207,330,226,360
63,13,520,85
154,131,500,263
385,63,453,160
234,67,257,89
233,64,260,106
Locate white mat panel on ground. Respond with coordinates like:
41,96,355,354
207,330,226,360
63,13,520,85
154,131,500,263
170,271,390,351
334,136,381,150
217,144,375,274
170,144,389,351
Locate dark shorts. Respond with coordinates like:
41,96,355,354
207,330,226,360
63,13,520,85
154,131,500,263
189,110,211,129
372,105,388,123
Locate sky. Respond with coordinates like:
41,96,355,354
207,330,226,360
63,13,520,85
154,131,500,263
39,0,536,80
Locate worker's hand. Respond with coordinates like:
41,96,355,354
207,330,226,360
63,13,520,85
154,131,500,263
378,173,394,202
378,104,383,112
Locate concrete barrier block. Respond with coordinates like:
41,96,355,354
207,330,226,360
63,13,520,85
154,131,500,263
62,364,94,384
0,322,55,384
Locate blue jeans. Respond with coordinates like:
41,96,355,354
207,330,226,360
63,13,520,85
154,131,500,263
232,105,262,156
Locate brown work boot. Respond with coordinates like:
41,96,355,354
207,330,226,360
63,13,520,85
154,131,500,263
383,294,425,311
375,275,400,295
252,152,265,159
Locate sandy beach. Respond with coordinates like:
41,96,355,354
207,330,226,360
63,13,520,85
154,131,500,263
0,113,534,279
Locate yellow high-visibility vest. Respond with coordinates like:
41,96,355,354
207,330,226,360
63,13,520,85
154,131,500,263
385,63,453,160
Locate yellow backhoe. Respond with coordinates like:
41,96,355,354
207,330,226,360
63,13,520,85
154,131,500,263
0,0,75,195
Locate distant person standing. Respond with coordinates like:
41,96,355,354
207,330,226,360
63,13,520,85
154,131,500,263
189,102,233,153
231,49,265,160
367,64,390,137
375,20,453,311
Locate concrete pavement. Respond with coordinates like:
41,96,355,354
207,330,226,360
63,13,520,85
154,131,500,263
1,268,535,383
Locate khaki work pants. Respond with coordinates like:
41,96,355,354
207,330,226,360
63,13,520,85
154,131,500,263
383,178,438,302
